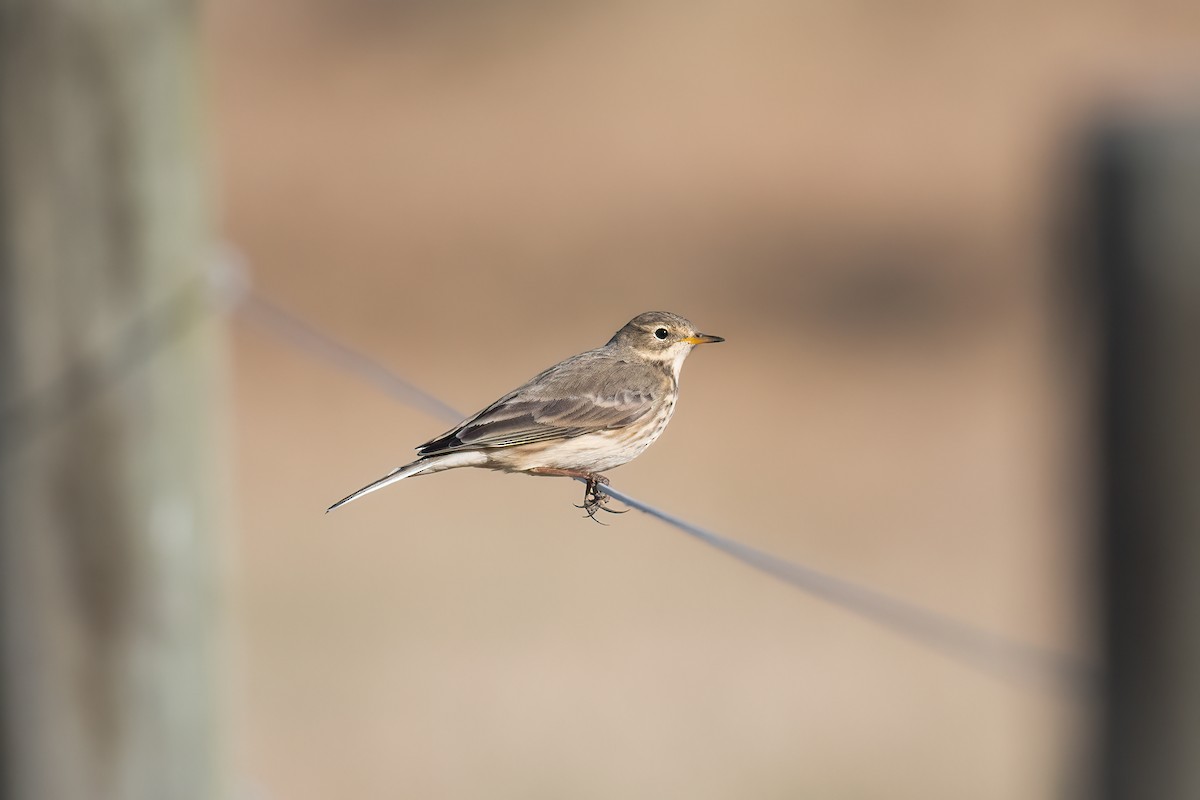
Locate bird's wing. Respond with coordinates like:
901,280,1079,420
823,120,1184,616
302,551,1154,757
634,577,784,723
416,353,664,455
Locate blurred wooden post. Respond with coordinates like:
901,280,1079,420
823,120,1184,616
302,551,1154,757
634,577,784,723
0,2,225,799
1089,108,1200,799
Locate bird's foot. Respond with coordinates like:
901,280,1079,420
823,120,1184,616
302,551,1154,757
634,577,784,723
528,467,624,522
574,474,625,523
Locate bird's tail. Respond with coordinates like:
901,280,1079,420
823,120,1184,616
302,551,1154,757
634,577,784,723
326,459,434,512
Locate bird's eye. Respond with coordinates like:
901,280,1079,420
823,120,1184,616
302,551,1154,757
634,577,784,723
654,328,669,340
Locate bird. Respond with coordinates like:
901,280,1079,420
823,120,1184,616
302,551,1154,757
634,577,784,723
327,311,724,518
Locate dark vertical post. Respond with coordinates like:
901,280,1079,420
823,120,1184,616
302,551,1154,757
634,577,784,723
1091,108,1200,800
0,2,225,799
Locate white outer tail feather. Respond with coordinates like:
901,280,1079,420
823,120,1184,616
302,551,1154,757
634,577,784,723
326,461,431,512
326,450,487,512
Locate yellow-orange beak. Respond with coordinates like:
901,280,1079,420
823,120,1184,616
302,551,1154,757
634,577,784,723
682,333,725,345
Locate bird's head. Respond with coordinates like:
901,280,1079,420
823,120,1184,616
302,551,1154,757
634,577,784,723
607,311,724,369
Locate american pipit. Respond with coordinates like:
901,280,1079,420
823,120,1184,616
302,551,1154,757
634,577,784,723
327,311,723,518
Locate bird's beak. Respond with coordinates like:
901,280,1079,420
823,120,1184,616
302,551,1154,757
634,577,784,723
682,333,725,345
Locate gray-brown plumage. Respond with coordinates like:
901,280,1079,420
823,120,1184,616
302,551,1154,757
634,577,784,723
327,311,723,517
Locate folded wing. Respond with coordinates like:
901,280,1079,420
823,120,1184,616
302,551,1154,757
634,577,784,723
417,354,662,455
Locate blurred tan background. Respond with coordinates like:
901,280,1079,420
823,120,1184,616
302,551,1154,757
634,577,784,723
202,2,1200,798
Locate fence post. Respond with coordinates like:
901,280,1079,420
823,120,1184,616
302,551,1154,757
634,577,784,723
0,2,225,799
1089,107,1200,800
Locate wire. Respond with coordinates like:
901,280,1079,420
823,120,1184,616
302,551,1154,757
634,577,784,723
224,259,1095,696
598,481,1091,694
214,245,467,425
238,292,467,425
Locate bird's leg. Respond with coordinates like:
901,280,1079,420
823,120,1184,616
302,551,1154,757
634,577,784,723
527,468,618,521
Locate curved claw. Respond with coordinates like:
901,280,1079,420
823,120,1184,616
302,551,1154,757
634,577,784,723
578,499,608,525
